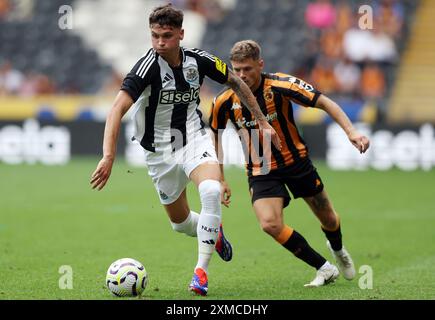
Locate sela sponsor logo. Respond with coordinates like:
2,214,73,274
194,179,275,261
327,123,435,171
235,112,278,129
0,119,70,165
159,87,200,105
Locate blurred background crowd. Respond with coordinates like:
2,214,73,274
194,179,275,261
0,0,432,125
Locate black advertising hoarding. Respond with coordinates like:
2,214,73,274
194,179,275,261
0,120,434,171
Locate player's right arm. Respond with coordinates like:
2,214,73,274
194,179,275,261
91,50,154,190
91,91,134,190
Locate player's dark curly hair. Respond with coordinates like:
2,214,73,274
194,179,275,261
230,40,262,62
149,3,183,28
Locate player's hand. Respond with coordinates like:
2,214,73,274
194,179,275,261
258,119,282,151
90,156,114,190
348,131,370,154
220,181,232,208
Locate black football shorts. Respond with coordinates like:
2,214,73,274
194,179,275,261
248,165,324,208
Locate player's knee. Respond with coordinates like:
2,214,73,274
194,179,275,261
198,179,221,205
322,213,338,230
260,220,282,238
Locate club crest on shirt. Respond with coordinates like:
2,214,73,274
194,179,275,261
185,68,198,83
264,88,274,103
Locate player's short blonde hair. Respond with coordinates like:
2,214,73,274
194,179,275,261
230,40,262,62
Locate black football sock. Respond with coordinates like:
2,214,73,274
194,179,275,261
321,224,343,251
282,230,327,270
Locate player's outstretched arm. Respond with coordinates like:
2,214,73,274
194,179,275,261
315,94,370,154
226,70,282,151
212,130,231,207
90,90,134,190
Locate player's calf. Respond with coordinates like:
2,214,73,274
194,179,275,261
170,211,199,237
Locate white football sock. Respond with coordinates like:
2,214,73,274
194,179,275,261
195,179,222,272
170,211,199,237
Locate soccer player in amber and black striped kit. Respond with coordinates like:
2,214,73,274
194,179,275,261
210,40,370,287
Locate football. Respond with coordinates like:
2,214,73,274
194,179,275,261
106,258,148,297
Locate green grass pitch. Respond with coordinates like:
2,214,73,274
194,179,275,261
1,158,434,300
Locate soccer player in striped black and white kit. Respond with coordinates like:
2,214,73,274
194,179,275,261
90,4,281,296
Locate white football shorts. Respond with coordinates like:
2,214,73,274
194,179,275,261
144,130,219,205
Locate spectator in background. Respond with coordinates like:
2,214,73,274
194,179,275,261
14,0,34,20
305,0,337,30
19,72,56,96
34,74,55,95
343,22,397,64
335,0,352,34
100,70,123,95
334,57,361,98
185,0,225,22
375,0,404,40
361,62,387,121
342,23,373,64
367,23,398,64
310,57,338,96
361,62,386,100
0,0,11,19
0,61,24,95
320,28,343,60
18,72,38,96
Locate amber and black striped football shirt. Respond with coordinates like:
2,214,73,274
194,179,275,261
209,72,321,177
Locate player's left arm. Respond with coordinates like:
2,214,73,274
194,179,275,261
209,97,231,207
315,94,370,153
90,90,134,190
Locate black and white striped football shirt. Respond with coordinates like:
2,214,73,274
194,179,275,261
121,47,229,152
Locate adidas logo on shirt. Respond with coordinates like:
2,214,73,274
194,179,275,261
162,73,174,84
